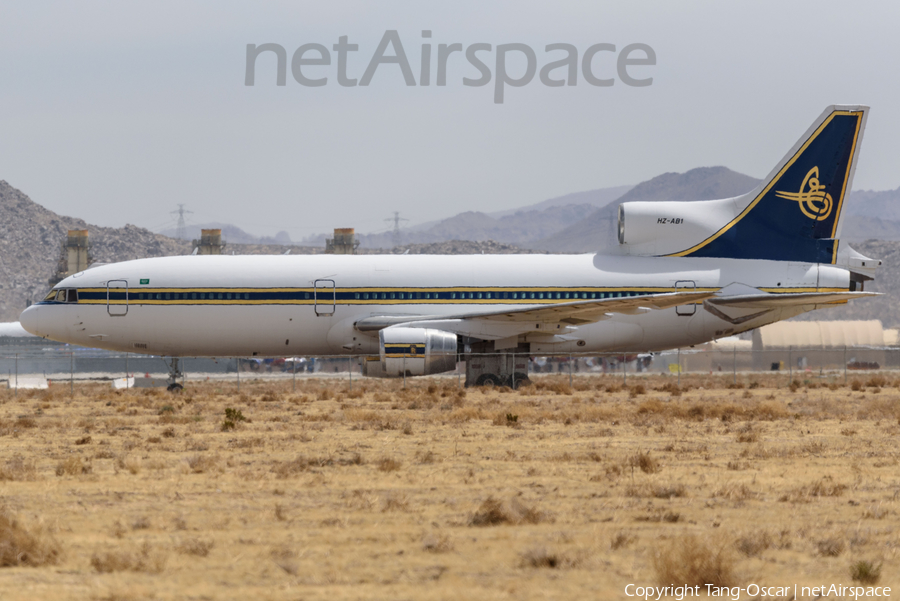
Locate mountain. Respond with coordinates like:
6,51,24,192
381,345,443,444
488,184,633,218
845,187,900,220
531,166,762,252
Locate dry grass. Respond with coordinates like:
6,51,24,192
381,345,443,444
469,496,548,526
0,374,897,599
652,534,738,587
0,510,61,567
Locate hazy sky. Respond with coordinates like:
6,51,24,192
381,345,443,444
1,1,898,240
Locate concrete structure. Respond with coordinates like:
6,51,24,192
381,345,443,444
325,228,359,254
194,229,225,255
49,230,92,286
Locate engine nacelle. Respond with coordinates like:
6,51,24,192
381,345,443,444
369,327,458,377
617,198,736,254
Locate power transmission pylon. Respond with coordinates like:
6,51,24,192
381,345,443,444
171,204,193,240
384,211,408,247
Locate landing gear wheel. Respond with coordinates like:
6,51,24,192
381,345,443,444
167,383,184,393
509,373,531,389
475,373,503,387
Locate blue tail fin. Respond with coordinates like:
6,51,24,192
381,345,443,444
671,105,867,263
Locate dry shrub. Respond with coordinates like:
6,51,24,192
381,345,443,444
735,531,772,557
377,457,402,472
177,538,214,557
816,538,845,557
631,450,660,474
519,546,580,569
416,450,437,464
0,456,37,481
652,534,738,588
713,483,755,501
381,492,410,512
779,477,847,503
272,453,362,478
55,456,92,477
185,454,217,474
469,496,548,526
610,532,633,550
91,543,167,573
121,455,142,475
656,382,682,397
422,532,453,553
850,560,882,584
0,510,61,567
629,384,646,397
627,484,687,499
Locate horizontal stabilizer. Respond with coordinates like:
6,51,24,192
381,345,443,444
707,291,878,309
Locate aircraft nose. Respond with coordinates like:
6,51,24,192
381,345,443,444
19,305,41,337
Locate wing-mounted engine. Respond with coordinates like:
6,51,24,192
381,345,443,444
363,327,457,378
617,198,737,256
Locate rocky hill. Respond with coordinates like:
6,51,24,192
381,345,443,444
0,180,192,321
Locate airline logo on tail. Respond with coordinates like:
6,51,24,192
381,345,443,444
775,166,833,221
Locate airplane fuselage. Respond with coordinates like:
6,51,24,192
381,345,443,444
20,253,849,358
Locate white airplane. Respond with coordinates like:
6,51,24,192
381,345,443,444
20,105,880,389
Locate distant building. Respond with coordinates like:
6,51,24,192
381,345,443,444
193,229,225,255
325,228,359,254
49,230,92,287
751,320,887,371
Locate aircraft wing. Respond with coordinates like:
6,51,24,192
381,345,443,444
707,291,879,309
355,290,714,340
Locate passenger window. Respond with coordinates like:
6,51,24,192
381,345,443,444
485,292,491,299
399,292,404,300
450,292,456,299
556,292,562,299
218,293,223,300
244,293,249,300
564,292,570,299
503,292,508,299
191,292,196,300
363,293,369,300
355,293,360,300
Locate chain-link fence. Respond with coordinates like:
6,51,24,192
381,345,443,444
2,342,898,390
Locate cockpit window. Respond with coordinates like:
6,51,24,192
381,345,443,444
45,289,78,302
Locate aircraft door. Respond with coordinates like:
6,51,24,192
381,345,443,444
314,279,335,316
107,280,128,316
675,280,696,316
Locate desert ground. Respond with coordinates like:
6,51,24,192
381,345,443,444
0,372,897,600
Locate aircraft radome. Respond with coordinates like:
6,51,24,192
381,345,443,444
20,105,880,390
